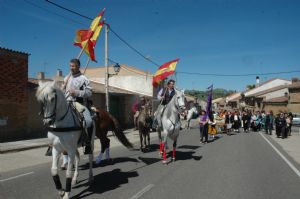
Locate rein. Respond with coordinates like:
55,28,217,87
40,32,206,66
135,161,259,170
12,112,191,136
40,89,82,132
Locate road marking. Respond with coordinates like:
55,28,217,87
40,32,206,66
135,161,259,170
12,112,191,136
129,184,154,199
259,133,300,178
0,171,34,182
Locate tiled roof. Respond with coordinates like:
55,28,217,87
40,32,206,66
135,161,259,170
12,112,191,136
288,81,300,89
247,84,288,97
245,78,291,96
0,47,30,55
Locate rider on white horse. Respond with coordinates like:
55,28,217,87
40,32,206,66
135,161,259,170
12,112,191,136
154,79,176,129
64,58,93,154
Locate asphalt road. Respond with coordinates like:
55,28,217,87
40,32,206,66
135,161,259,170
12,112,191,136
1,127,300,199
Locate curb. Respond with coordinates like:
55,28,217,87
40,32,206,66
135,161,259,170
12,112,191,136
0,129,137,154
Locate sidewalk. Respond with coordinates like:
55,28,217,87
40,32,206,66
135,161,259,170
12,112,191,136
0,128,136,154
268,127,300,166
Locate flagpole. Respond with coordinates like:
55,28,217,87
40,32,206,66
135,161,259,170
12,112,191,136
82,58,91,74
104,22,110,112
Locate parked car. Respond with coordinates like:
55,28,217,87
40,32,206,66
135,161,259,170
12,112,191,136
292,113,300,125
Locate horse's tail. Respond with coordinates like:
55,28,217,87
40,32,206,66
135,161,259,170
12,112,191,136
109,113,133,149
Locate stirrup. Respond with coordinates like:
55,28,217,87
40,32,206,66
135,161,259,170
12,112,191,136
84,144,92,154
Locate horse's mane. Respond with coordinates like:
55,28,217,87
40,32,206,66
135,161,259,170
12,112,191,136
36,81,65,103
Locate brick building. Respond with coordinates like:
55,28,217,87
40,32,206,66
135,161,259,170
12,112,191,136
0,47,30,142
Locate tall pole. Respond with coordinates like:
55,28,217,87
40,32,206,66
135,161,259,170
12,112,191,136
105,23,109,112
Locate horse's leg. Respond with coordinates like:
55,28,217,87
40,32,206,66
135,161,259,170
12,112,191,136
105,137,110,160
143,133,147,150
51,148,65,197
139,129,143,151
64,151,75,199
172,140,177,162
88,125,95,185
158,129,163,156
95,137,106,165
72,150,80,186
147,131,150,149
162,133,168,164
61,153,68,170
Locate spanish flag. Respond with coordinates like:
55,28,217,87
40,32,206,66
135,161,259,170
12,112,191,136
73,8,105,62
152,58,179,87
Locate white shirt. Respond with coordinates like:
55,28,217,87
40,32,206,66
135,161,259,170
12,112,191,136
64,72,92,101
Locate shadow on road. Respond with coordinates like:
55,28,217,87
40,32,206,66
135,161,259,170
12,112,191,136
174,151,202,161
178,145,201,150
71,169,139,199
79,157,139,169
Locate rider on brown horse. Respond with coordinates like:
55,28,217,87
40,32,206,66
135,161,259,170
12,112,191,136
133,96,147,129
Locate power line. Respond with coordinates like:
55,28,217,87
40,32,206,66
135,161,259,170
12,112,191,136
45,0,93,20
43,0,300,78
23,0,85,26
177,70,300,77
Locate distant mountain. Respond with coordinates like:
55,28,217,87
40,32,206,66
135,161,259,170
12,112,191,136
185,88,235,101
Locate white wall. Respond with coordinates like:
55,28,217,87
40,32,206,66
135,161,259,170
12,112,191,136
91,75,153,97
244,79,291,97
258,88,289,100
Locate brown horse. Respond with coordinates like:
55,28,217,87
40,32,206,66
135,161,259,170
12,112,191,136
137,102,152,151
94,107,133,165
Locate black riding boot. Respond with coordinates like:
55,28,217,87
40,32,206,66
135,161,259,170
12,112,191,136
84,126,93,154
45,146,52,156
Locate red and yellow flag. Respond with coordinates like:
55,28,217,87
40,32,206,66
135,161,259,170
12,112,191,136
152,58,179,87
73,8,105,62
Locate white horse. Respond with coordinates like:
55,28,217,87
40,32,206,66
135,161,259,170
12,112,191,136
159,89,186,164
36,81,95,199
186,106,199,129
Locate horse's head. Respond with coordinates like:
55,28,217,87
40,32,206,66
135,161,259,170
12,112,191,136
174,89,186,112
36,81,64,125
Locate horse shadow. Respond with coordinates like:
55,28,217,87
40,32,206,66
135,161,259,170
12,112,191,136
79,157,139,169
172,151,202,161
178,145,201,150
138,156,161,165
71,169,139,199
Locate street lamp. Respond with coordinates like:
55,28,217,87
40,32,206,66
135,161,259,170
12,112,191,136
105,63,121,112
108,63,121,77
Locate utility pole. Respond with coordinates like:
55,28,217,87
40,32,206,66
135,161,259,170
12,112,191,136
105,23,109,112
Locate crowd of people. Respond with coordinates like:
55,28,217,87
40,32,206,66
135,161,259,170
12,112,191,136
198,109,294,143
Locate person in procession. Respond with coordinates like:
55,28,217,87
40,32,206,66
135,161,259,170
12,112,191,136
265,111,274,135
153,79,176,129
199,110,209,143
64,58,94,154
132,96,147,130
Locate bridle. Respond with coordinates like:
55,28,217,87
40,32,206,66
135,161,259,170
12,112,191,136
39,90,69,125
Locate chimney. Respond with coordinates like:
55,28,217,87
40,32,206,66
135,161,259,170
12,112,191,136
37,72,45,80
56,69,63,77
256,76,260,87
292,77,299,83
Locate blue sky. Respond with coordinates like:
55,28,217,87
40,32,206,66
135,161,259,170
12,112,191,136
1,0,300,91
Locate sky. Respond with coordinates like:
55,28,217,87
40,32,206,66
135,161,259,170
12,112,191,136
1,0,300,91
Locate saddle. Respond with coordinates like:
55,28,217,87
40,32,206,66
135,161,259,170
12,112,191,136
70,102,97,146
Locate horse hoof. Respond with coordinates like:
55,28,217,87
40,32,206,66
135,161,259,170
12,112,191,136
58,190,65,198
172,158,176,162
162,160,167,164
62,192,69,199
